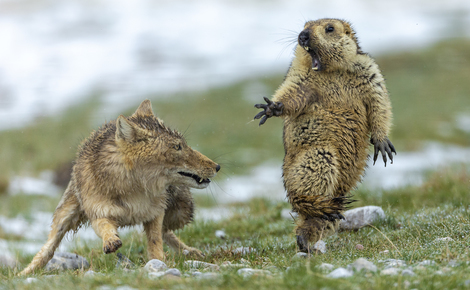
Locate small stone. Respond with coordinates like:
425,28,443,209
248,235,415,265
355,244,364,250
318,263,334,271
221,261,245,268
237,268,271,277
379,250,389,254
281,209,298,219
293,252,309,259
0,254,18,268
434,270,444,275
312,240,326,254
327,267,353,278
116,253,135,269
417,260,435,266
379,259,406,268
148,272,166,279
24,277,39,284
232,247,256,255
240,258,250,265
191,271,202,277
340,206,385,230
350,258,377,272
434,237,454,242
381,267,400,276
265,265,279,272
164,268,181,277
196,272,220,279
184,260,220,271
401,269,415,276
215,230,226,239
144,259,168,272
45,252,89,272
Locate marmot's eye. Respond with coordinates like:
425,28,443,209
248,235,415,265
174,144,182,150
326,26,334,33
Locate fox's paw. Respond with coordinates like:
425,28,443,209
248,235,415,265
254,97,284,126
103,234,122,254
182,247,205,258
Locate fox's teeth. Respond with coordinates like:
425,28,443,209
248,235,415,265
304,46,309,51
199,178,203,183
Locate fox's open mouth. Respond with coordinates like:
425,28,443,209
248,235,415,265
178,171,210,185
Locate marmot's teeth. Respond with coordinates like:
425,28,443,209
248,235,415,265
199,178,203,183
312,67,318,71
304,46,309,51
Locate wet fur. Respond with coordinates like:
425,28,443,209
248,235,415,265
21,100,219,275
256,19,394,252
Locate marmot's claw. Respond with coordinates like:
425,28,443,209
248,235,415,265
254,97,284,126
372,137,396,167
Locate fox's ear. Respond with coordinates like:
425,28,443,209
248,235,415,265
116,115,143,142
133,99,154,116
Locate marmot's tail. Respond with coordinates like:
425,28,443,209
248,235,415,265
289,195,355,221
20,190,82,276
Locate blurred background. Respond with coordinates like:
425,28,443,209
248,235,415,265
0,0,469,260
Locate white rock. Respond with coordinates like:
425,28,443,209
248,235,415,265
418,260,435,266
379,259,406,268
350,258,377,272
196,272,220,279
401,269,415,276
45,252,89,271
327,268,353,278
84,270,104,277
184,260,220,271
381,267,400,276
318,263,334,271
293,252,309,259
237,268,271,277
340,206,385,230
148,272,166,279
144,259,168,272
215,230,226,239
232,247,256,255
164,268,181,277
434,237,454,242
312,240,327,254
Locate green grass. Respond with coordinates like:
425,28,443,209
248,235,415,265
1,39,470,288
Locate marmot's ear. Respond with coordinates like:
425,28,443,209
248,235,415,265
116,115,145,142
133,99,154,116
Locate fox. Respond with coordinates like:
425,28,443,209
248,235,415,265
20,99,220,275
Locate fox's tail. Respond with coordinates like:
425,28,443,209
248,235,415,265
20,188,83,275
289,194,355,221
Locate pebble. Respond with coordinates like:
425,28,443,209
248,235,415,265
417,260,435,266
215,230,226,239
312,240,327,254
340,206,385,230
318,263,334,271
237,268,272,277
401,269,415,276
221,261,245,268
380,267,400,276
0,254,18,268
434,237,454,242
327,267,353,278
293,252,309,259
379,250,390,254
350,258,377,272
196,272,220,280
24,277,39,284
148,272,166,279
164,268,181,277
185,260,220,271
355,244,364,250
144,259,168,272
45,252,90,272
232,247,256,255
84,270,104,277
379,259,406,268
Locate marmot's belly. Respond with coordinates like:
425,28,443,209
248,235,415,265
283,108,369,193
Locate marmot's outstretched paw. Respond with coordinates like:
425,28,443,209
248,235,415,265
254,97,284,126
371,137,396,167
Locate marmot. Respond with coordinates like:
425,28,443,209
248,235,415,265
21,100,220,275
254,19,396,252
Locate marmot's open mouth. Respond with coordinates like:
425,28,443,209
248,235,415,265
303,46,321,71
178,171,210,185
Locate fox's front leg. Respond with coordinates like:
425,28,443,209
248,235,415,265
163,230,204,258
91,218,122,254
143,214,165,261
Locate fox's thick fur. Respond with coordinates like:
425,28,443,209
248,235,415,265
21,100,220,275
254,19,395,252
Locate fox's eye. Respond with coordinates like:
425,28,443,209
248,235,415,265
174,144,182,151
326,26,334,33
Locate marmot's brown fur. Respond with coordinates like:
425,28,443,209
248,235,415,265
254,19,396,252
21,100,220,275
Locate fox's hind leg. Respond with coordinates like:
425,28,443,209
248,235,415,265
20,187,83,275
91,218,122,254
